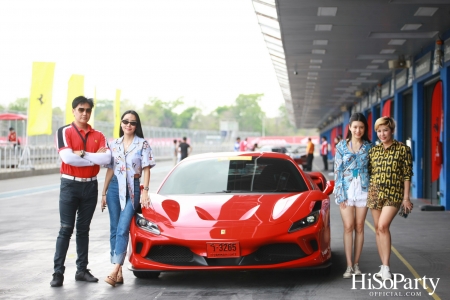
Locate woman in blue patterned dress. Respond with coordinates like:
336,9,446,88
101,110,156,286
333,113,372,278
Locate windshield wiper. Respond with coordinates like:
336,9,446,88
270,189,302,192
251,189,302,193
201,190,252,194
201,190,231,194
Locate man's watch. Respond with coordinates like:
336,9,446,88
80,150,85,158
143,186,149,191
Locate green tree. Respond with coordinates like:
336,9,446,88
264,104,317,136
93,99,113,122
232,94,264,132
141,97,183,127
176,106,201,128
189,114,219,130
8,98,28,112
214,105,234,121
52,107,64,117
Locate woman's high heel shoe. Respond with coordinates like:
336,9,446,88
116,269,123,284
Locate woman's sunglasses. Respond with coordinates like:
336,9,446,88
77,107,92,113
122,120,137,126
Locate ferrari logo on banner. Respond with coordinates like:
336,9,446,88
221,230,226,234
27,62,55,136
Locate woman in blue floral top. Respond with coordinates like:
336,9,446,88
101,110,156,286
333,112,372,279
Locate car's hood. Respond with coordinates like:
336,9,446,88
144,192,315,228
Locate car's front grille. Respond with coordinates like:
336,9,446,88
144,243,308,266
146,245,193,264
253,243,307,263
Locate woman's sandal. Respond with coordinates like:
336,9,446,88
104,275,117,287
116,270,123,284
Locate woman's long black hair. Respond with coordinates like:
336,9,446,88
119,110,144,138
345,112,371,143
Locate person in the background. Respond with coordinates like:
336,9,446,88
367,116,413,281
333,112,372,279
305,137,315,171
329,135,342,176
102,110,155,287
8,127,20,148
177,140,182,162
178,136,191,160
234,137,241,152
239,137,248,151
172,139,178,166
320,136,328,171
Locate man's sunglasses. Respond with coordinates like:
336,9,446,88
77,108,92,113
122,120,137,126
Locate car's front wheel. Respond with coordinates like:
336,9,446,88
133,271,161,279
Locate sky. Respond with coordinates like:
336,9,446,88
0,0,285,117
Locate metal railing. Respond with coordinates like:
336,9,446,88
3,116,259,146
0,145,59,171
1,114,259,173
0,142,240,173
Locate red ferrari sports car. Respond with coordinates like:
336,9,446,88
129,152,334,278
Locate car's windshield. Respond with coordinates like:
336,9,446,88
159,156,309,195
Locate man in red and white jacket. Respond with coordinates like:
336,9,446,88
51,96,111,287
320,136,329,171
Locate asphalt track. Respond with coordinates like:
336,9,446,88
0,158,448,300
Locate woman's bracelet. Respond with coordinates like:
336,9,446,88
102,194,106,196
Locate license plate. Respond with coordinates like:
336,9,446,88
206,242,240,258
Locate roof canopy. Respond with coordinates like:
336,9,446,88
0,113,27,121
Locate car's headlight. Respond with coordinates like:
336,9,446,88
288,211,320,233
136,213,160,235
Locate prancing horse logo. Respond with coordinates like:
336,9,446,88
37,94,44,105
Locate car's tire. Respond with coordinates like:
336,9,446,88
133,271,161,279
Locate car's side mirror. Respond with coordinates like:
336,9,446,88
323,180,335,195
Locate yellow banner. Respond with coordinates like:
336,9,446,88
27,62,55,136
65,75,85,124
113,89,121,138
89,87,97,128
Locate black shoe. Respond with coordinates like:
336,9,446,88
75,269,98,282
50,272,64,287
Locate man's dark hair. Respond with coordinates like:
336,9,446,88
119,110,144,138
9,127,14,131
72,96,94,109
173,139,177,143
182,137,187,141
